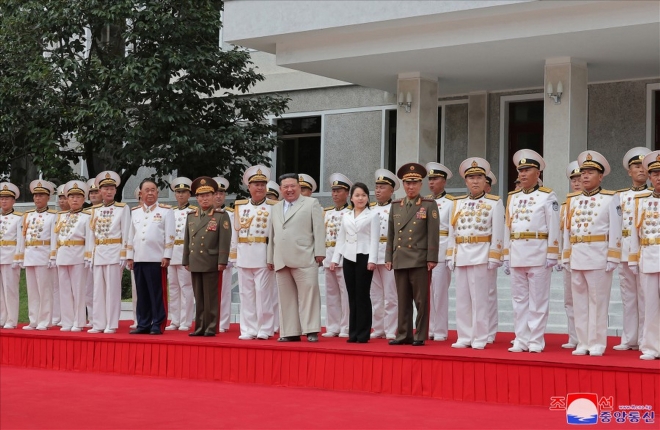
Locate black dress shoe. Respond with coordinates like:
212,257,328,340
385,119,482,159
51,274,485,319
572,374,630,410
356,340,369,344
389,339,412,345
203,332,215,337
346,338,357,343
149,330,162,335
277,336,301,342
189,332,204,337
412,340,425,346
129,328,150,334
307,333,319,342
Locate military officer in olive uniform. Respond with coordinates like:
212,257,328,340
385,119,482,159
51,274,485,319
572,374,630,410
614,147,652,351
562,151,622,356
386,163,439,346
182,177,231,336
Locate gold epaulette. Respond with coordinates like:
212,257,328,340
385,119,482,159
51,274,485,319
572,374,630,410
234,199,249,206
24,209,35,214
600,189,616,196
114,202,127,207
266,199,278,205
567,191,581,198
617,188,630,193
485,194,500,201
324,206,334,211
445,194,455,200
635,191,653,199
425,194,433,199
57,210,68,214
224,207,234,212
189,205,198,210
83,209,92,215
369,201,377,207
454,195,468,200
158,203,171,209
421,197,435,202
538,186,552,193
214,208,226,213
91,203,103,209
347,204,353,210
47,209,57,214
13,211,23,216
131,206,140,211
508,189,522,195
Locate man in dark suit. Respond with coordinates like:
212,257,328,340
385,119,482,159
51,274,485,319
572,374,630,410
183,177,231,337
385,163,439,346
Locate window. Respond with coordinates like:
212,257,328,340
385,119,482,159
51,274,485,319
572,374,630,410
275,116,322,189
655,90,660,151
436,106,442,162
385,110,397,173
507,100,544,190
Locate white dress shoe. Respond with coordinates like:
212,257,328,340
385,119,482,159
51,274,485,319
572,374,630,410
85,323,93,328
451,342,469,349
433,336,447,342
60,327,72,332
640,354,657,360
179,326,190,331
572,349,588,356
238,335,256,340
529,349,542,353
103,329,116,334
508,346,528,353
36,326,48,331
87,329,102,333
386,334,396,340
129,324,137,329
71,327,82,332
22,325,35,330
613,344,638,351
472,345,485,350
510,339,515,345
3,324,16,329
589,351,603,357
256,334,269,340
164,325,179,331
219,328,228,333
370,332,385,339
338,333,349,338
322,332,338,337
561,342,577,349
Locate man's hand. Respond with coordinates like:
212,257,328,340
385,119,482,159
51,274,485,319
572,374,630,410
629,265,639,275
184,265,190,272
315,256,325,265
161,258,170,268
328,262,336,272
11,262,19,269
427,262,437,271
545,259,558,269
503,261,510,275
47,260,55,269
605,262,617,272
127,259,134,270
218,264,226,272
487,261,503,270
119,259,127,270
267,263,274,271
384,262,392,271
555,263,564,272
446,261,455,271
367,263,376,271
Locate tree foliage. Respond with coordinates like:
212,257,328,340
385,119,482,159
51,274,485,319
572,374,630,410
0,0,288,198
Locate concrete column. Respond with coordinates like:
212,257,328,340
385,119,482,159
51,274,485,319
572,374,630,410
395,73,438,168
543,57,588,199
467,91,488,158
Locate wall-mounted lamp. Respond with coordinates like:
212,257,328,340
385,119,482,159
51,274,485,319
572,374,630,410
398,92,412,113
546,81,563,104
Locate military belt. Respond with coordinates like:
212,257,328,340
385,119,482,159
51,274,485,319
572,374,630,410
456,235,491,244
510,232,548,240
325,241,336,247
569,234,607,244
95,238,122,245
58,240,85,247
0,240,17,246
174,239,185,245
622,230,630,237
25,240,51,247
238,237,268,244
641,237,660,246
439,230,449,237
379,237,388,243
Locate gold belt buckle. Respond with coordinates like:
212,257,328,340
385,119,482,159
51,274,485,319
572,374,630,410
513,232,521,239
576,236,583,243
99,238,107,245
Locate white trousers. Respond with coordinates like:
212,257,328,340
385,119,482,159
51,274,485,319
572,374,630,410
571,269,613,355
323,267,349,334
0,264,20,327
219,263,233,331
52,267,61,324
455,264,490,348
487,266,499,341
510,265,552,351
25,266,55,328
58,265,87,329
429,263,451,339
370,264,398,337
92,264,122,331
640,272,660,357
619,262,645,347
563,269,577,344
238,266,276,337
85,270,94,323
168,264,194,328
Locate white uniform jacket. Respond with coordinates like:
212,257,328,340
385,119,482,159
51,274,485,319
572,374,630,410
323,203,350,268
503,186,560,267
628,191,660,274
371,201,392,265
171,204,197,266
0,209,24,265
447,193,505,267
431,192,454,263
562,188,622,270
89,202,131,265
619,186,651,262
127,202,175,262
22,208,57,266
232,198,277,269
54,209,93,265
331,208,379,264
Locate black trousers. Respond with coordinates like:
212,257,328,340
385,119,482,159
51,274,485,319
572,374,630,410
191,271,220,335
134,262,166,332
342,254,373,342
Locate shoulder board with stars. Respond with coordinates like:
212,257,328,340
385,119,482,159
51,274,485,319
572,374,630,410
635,191,653,199
131,206,140,211
485,194,500,201
600,189,616,196
13,211,24,216
566,191,581,198
508,189,522,196
425,194,433,199
234,199,249,207
224,207,234,213
114,202,127,207
158,203,171,209
421,197,435,203
214,208,226,214
369,201,377,207
47,209,58,214
538,186,553,193
324,206,334,211
266,199,279,205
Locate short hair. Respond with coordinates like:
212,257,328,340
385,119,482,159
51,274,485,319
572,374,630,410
139,178,158,190
278,173,298,184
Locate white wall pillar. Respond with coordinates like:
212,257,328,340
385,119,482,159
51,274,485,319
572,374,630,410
543,57,588,199
467,91,488,158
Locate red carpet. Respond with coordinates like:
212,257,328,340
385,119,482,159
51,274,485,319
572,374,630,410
1,366,578,429
2,322,658,413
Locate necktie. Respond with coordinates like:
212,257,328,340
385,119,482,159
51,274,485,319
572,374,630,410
284,202,291,215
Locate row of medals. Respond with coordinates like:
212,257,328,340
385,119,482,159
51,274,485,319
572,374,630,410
241,207,269,236
27,213,50,241
175,210,187,238
58,213,80,238
457,201,491,231
0,215,13,239
326,213,344,239
512,197,536,223
94,208,114,239
642,200,660,234
572,198,600,233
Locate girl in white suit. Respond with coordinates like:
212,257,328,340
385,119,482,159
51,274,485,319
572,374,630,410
330,183,380,343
